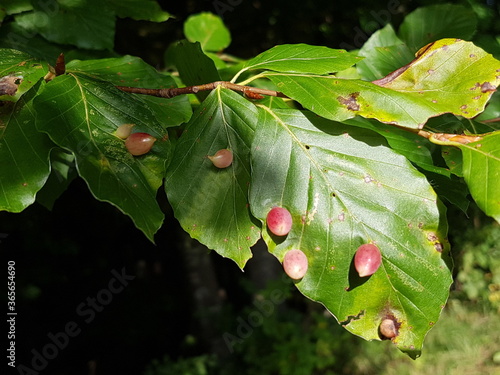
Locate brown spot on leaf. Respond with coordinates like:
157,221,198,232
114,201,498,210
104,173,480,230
337,92,360,111
0,75,22,96
480,82,496,93
427,232,438,242
434,243,443,252
470,83,480,91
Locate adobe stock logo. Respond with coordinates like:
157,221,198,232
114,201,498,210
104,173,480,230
213,0,243,18
222,283,287,353
15,267,135,375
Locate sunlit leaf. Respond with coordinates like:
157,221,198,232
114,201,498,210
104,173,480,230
234,44,362,80
165,88,260,268
460,132,500,223
266,39,500,129
250,108,452,358
184,12,231,52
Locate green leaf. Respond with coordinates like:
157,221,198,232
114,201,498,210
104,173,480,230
475,91,500,122
2,0,33,15
356,24,414,81
460,132,500,223
442,146,463,177
66,55,191,126
170,40,221,102
165,88,260,269
343,117,450,177
107,0,171,22
34,74,169,241
0,49,48,102
249,108,452,358
235,44,362,80
35,149,77,210
0,80,53,212
183,12,231,52
0,24,74,61
399,4,477,52
14,0,116,50
425,172,470,214
266,39,500,129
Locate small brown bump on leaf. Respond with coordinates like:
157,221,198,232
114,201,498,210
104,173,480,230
0,75,23,96
434,243,443,252
480,82,496,93
337,92,360,111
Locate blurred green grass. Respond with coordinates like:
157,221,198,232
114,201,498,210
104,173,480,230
349,300,500,375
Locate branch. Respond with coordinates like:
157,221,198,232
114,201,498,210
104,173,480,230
116,81,288,100
481,117,500,123
417,130,483,145
116,80,485,146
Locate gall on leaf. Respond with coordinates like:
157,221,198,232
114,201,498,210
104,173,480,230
379,318,398,339
115,123,135,139
266,206,292,236
125,132,157,156
208,149,233,168
283,249,308,280
354,243,382,277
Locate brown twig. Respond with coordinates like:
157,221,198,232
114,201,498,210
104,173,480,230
115,81,288,99
417,129,483,145
116,81,486,146
481,117,500,123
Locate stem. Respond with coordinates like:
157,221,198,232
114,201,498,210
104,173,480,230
116,80,483,146
482,117,500,123
422,131,483,145
116,81,288,99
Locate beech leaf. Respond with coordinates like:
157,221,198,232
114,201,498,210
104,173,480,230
266,39,500,129
250,108,452,358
